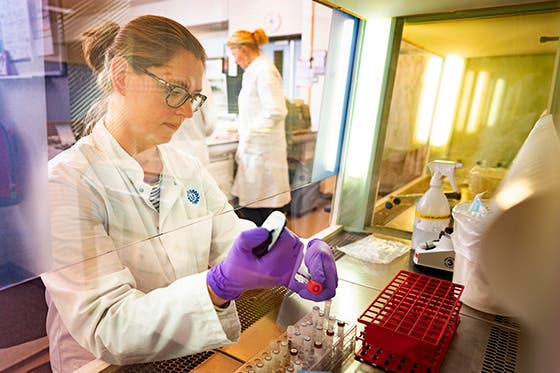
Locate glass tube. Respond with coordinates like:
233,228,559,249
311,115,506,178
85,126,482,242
271,348,280,372
293,330,303,351
323,299,332,319
327,315,336,331
318,311,325,329
312,305,320,326
337,320,346,338
314,325,324,343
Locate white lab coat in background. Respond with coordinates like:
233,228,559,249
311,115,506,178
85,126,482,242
232,55,291,208
171,76,216,167
42,121,249,372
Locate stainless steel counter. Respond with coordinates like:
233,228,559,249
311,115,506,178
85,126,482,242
98,231,522,373
217,249,521,372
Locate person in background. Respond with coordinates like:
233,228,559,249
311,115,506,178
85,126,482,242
227,28,291,226
170,74,215,167
41,15,337,373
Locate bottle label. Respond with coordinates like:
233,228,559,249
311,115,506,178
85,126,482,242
414,211,451,220
414,216,450,232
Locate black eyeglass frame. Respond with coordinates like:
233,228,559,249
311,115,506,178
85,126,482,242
135,66,207,112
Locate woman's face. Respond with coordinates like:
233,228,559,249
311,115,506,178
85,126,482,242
229,45,250,70
122,50,204,150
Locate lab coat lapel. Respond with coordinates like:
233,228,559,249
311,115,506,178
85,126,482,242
158,175,182,227
158,177,211,278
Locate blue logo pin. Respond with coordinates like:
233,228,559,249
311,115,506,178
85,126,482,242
186,189,200,204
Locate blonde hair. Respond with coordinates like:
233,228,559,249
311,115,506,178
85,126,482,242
227,29,269,51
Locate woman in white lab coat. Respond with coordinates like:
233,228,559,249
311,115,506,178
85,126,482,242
227,29,291,226
41,16,338,373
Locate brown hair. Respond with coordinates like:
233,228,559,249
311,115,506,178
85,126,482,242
83,15,207,93
227,28,269,51
81,15,207,133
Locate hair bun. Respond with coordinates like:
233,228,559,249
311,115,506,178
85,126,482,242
252,28,269,46
82,21,120,73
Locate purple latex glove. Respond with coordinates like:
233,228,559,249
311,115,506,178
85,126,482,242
288,239,338,301
207,227,304,300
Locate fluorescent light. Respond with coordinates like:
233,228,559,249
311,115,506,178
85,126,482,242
322,19,356,172
414,56,442,143
487,78,505,127
345,17,392,178
430,55,464,146
455,70,475,133
466,71,488,134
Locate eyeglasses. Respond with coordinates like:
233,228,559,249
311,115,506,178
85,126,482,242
137,67,207,112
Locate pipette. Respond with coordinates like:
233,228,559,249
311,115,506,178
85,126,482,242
294,266,323,295
254,211,324,296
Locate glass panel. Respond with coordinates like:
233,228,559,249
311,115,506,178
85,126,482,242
0,0,53,290
373,9,560,235
0,9,359,368
0,0,359,306
313,8,359,182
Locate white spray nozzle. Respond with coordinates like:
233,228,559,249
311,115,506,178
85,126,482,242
427,160,463,191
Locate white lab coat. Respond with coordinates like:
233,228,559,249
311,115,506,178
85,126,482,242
171,76,216,167
231,55,291,208
41,121,247,372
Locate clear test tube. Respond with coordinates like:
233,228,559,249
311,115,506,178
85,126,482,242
318,311,325,329
337,320,346,338
293,359,303,372
293,330,303,351
301,321,313,338
305,321,314,337
289,348,299,366
269,339,279,351
323,299,332,320
327,316,336,331
280,340,288,356
280,340,289,367
314,325,324,343
254,359,265,372
325,328,335,350
286,325,295,348
245,365,255,373
299,321,308,337
302,335,312,360
313,340,324,360
312,305,320,326
271,348,280,372
262,353,272,373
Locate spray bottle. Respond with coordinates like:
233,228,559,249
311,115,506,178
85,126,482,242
411,160,463,249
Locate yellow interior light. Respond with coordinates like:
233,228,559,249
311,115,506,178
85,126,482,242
487,78,505,127
414,56,442,143
466,71,489,134
430,55,465,146
455,70,475,133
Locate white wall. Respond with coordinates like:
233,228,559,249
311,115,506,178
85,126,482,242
227,0,305,37
64,0,229,42
190,29,229,58
63,0,314,59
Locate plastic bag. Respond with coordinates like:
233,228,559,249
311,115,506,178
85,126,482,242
337,235,410,264
451,200,490,261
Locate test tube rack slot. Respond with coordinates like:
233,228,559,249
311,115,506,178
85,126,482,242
355,270,464,373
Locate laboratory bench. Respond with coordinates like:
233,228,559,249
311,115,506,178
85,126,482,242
90,229,521,373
